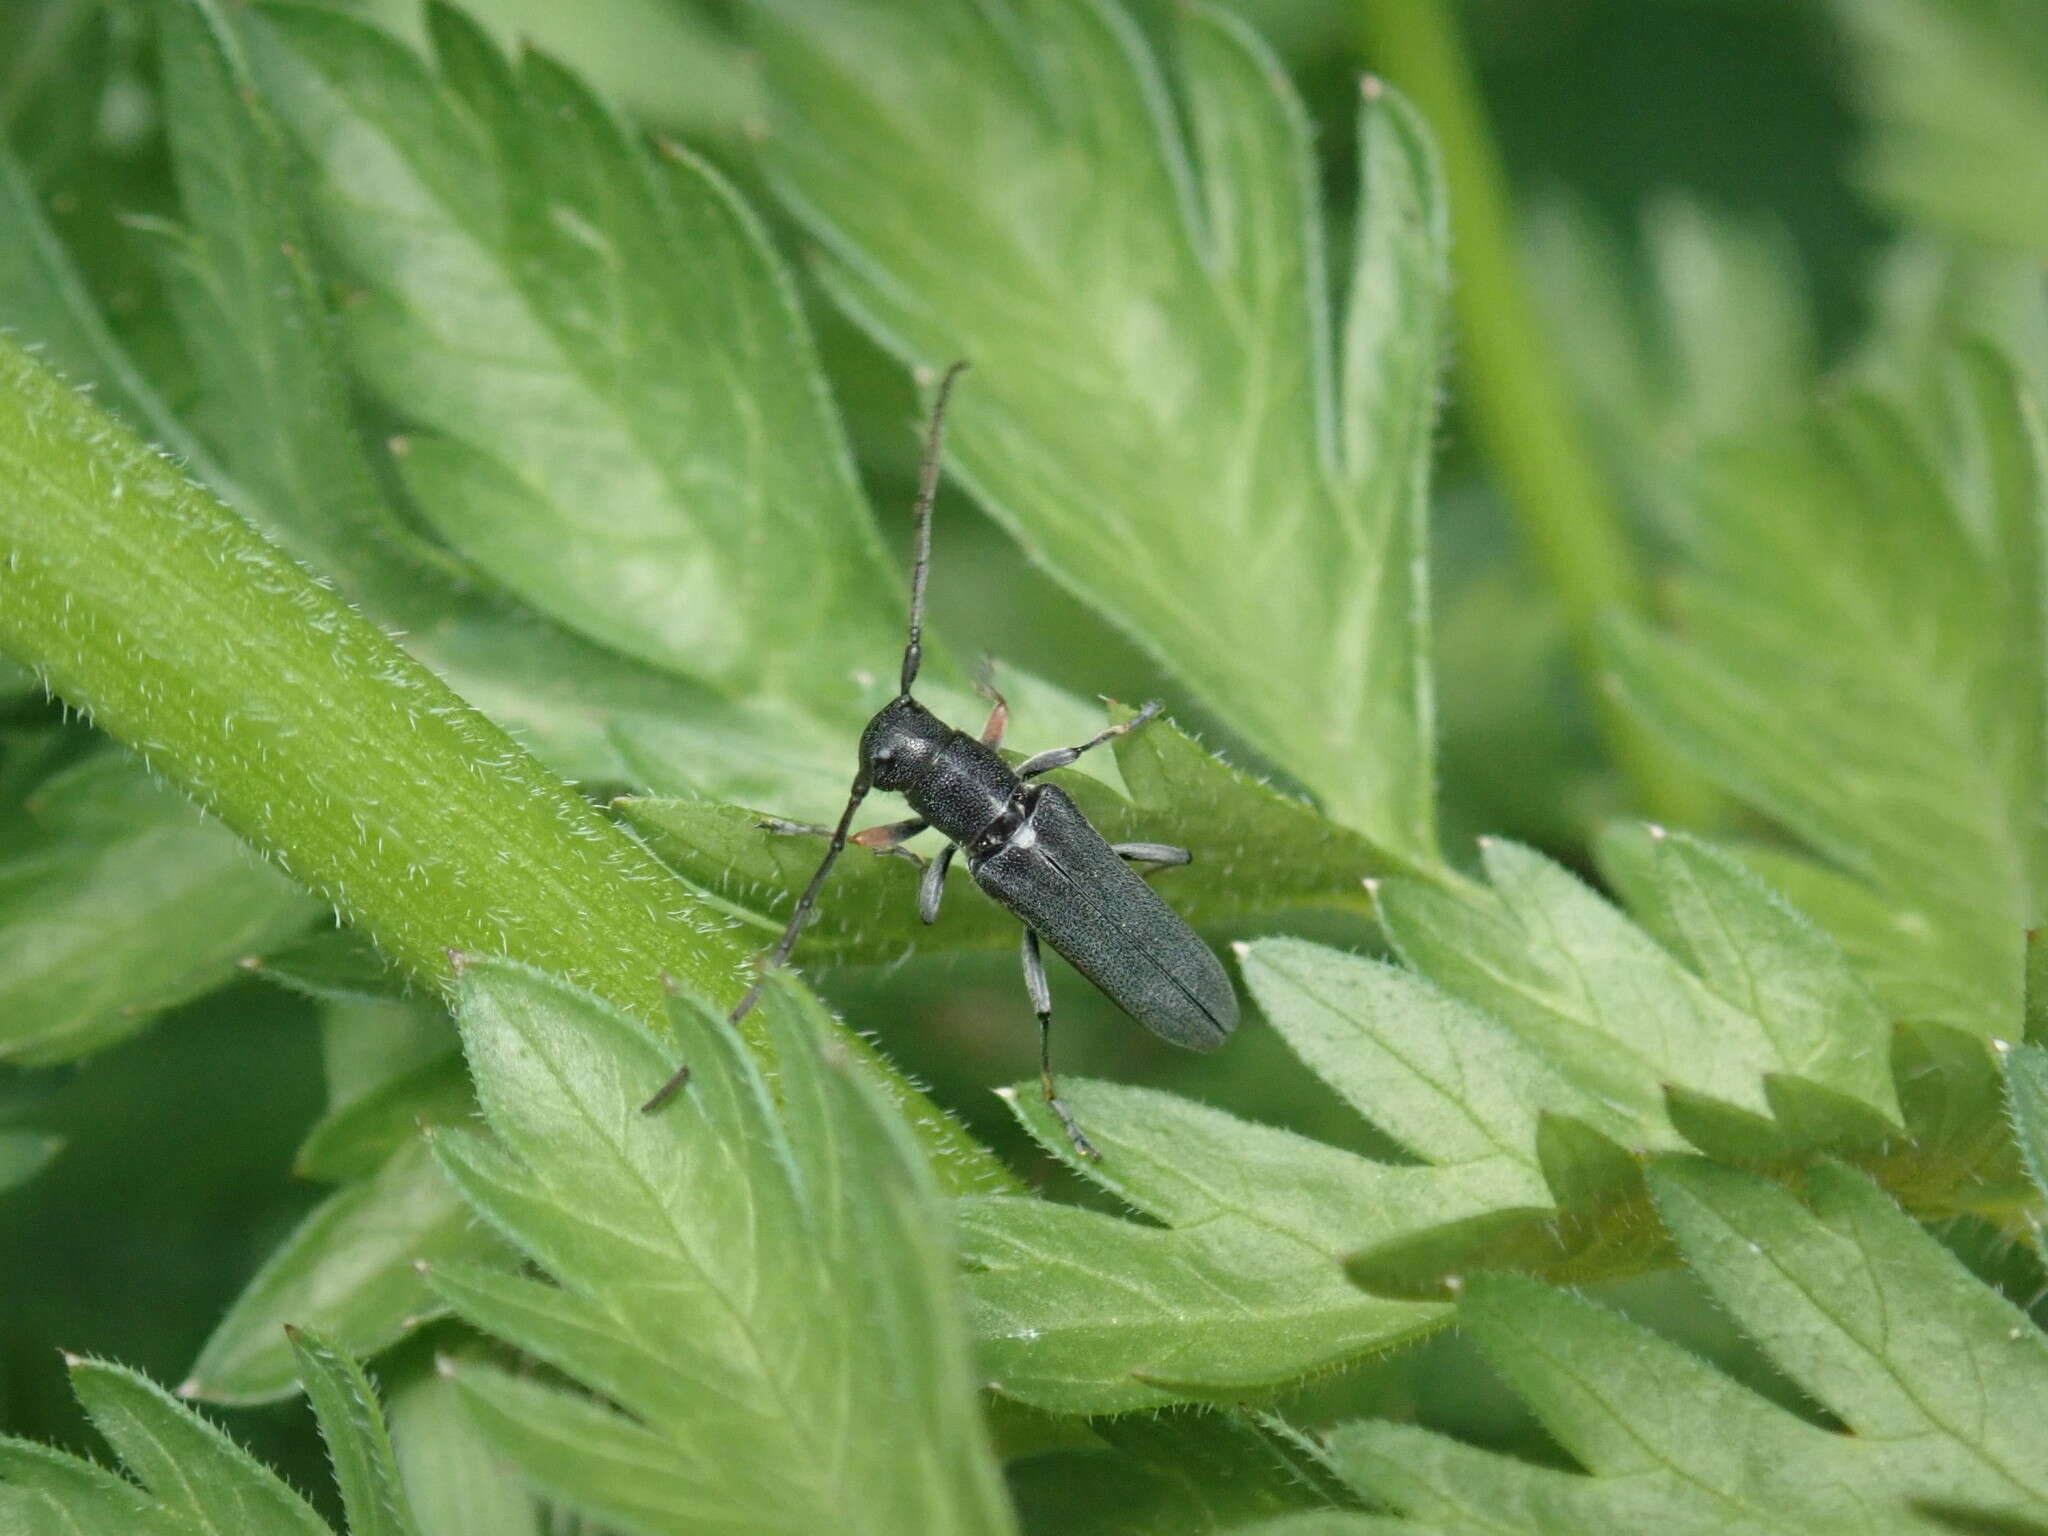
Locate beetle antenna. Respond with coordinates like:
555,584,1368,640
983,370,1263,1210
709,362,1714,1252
642,773,871,1113
900,360,970,696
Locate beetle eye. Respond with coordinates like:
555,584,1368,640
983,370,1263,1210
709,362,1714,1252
873,745,894,762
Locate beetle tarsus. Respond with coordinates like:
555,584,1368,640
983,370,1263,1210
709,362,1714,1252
1023,927,1102,1159
1044,1072,1101,1161
640,1062,692,1113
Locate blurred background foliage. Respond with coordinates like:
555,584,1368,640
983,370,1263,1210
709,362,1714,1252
2,0,2044,1522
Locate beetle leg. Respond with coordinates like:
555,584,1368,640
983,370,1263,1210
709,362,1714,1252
974,658,1009,747
1022,928,1101,1160
759,815,831,836
769,814,926,867
1112,841,1191,869
1017,699,1163,779
646,772,873,1113
851,817,929,866
764,815,928,852
919,841,958,924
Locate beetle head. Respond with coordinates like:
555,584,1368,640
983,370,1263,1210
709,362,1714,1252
859,695,947,791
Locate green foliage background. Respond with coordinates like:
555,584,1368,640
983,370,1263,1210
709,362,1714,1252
3,0,2047,1532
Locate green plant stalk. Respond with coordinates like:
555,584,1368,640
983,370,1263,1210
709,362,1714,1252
1358,1,1712,828
0,336,1010,1193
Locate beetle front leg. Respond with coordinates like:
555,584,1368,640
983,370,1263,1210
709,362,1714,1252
758,815,831,836
1016,699,1163,779
1022,928,1100,1160
646,771,874,1113
851,816,930,866
764,814,928,865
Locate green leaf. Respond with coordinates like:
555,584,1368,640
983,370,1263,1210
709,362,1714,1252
1007,1410,1352,1534
1655,1160,2048,1517
0,752,318,1064
1243,939,1666,1292
1878,1020,2032,1222
1731,843,1978,1043
244,0,902,702
0,137,221,473
1595,825,1901,1132
2009,1042,2048,1208
1244,937,1640,1180
428,959,1017,1535
1379,836,1903,1144
246,928,413,1009
0,1128,61,1192
1605,363,2048,1039
288,1328,422,1536
68,1357,333,1535
967,817,1946,1409
437,1363,715,1533
0,2,115,190
295,1053,472,1183
1092,711,1421,921
430,0,762,140
185,1136,509,1405
151,0,438,601
1525,192,1818,534
385,1360,540,1536
1318,830,1967,1291
292,995,470,1188
187,0,1099,808
0,1437,211,1536
754,1,1449,866
136,0,755,791
1290,1161,2048,1535
964,1076,1479,1414
318,998,459,1114
14,1348,417,1536
1837,0,2048,253
1853,239,2048,423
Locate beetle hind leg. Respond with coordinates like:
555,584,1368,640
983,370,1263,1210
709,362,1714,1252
1016,699,1163,779
1021,928,1100,1160
1112,840,1190,870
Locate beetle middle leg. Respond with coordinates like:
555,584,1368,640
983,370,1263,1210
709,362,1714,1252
1113,841,1190,869
974,659,1008,747
1022,927,1100,1160
1017,699,1163,779
919,842,957,924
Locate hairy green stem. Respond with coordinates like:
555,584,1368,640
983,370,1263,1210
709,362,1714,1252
0,337,1010,1193
1358,1,1712,827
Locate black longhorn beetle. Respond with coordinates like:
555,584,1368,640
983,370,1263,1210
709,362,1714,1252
642,362,1238,1157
